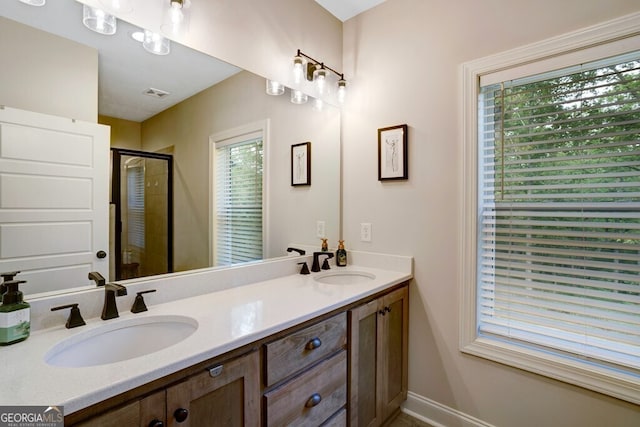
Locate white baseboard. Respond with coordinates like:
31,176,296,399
402,392,495,427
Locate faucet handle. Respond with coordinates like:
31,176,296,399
321,258,331,270
51,303,86,329
131,289,156,313
297,262,310,275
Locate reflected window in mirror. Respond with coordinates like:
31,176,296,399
214,130,264,266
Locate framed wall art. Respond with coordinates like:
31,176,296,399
378,124,408,180
291,142,311,186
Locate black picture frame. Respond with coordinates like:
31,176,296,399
291,142,311,186
378,124,408,181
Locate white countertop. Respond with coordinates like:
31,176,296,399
0,263,411,414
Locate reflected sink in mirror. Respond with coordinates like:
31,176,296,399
44,315,198,368
314,271,376,285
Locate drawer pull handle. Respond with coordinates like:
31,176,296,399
306,337,322,350
148,420,164,427
305,393,322,408
174,408,189,423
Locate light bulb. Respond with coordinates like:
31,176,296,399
143,30,170,55
82,5,117,35
292,55,304,84
290,90,308,105
314,67,327,95
337,79,347,104
266,80,285,96
161,0,190,37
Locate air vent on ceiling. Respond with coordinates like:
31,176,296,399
143,87,170,99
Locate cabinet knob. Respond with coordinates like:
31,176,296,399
385,306,392,313
378,309,386,316
148,420,164,427
305,393,322,408
173,408,189,423
305,337,322,350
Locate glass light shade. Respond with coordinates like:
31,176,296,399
337,79,347,104
83,5,117,35
290,90,308,105
314,68,327,95
143,30,171,55
18,0,46,6
161,0,191,37
292,56,305,84
266,80,285,96
99,0,133,14
313,98,324,111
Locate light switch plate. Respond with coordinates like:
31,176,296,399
360,223,372,242
316,221,326,238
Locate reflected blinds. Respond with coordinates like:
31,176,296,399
478,52,640,369
215,135,263,266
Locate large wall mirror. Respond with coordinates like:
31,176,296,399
0,0,340,297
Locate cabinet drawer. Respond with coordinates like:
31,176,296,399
264,350,347,427
264,312,347,386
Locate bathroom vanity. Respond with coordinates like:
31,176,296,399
69,284,408,426
0,253,411,427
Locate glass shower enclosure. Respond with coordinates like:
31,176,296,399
111,148,173,281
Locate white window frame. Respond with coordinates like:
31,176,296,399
209,120,269,266
460,12,640,404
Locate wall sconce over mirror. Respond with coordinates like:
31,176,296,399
292,49,347,104
82,4,117,35
161,0,191,38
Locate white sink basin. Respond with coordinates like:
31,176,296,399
314,270,376,285
44,315,198,368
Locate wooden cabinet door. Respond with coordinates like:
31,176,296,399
349,298,382,427
379,286,409,421
349,285,409,427
73,390,165,427
165,350,260,427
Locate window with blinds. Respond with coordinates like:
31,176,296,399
215,135,263,266
478,52,640,370
126,162,145,250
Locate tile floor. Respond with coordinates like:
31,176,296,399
387,412,434,427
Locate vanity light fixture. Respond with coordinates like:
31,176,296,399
292,49,347,101
131,29,171,56
143,30,171,55
161,0,191,38
266,80,285,96
18,0,46,6
82,4,117,35
290,89,308,105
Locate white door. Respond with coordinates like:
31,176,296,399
0,106,110,294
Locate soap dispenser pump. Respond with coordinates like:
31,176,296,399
0,279,30,345
336,240,347,267
0,271,20,296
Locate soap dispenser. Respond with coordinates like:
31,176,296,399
0,271,20,296
336,240,347,267
0,280,30,345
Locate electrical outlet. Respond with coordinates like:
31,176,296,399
316,221,326,238
360,223,372,242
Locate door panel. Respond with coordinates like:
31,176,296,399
0,107,109,294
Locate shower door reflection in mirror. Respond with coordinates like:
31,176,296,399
111,148,173,281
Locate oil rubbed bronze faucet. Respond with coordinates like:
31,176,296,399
101,283,127,320
311,252,334,272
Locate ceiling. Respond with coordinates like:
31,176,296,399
316,0,387,21
0,0,384,122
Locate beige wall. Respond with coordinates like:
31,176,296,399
142,71,340,272
99,115,142,150
342,0,640,426
0,17,97,122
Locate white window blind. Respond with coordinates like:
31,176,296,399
478,52,640,370
126,162,145,249
215,135,263,266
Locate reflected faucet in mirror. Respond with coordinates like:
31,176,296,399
286,247,306,256
88,272,106,287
